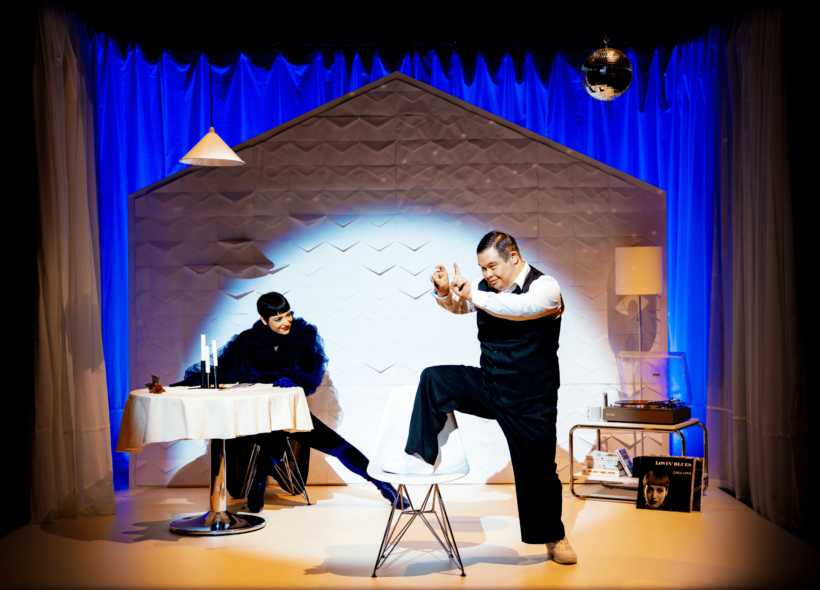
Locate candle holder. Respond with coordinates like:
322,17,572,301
200,361,207,389
211,366,219,389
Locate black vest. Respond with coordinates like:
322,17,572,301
476,265,562,402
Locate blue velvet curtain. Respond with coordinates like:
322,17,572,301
79,25,726,487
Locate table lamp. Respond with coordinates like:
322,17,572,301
615,246,663,352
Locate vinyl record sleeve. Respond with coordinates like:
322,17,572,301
634,456,697,512
692,458,704,512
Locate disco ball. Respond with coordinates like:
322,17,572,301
581,44,633,101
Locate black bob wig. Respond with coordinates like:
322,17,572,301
257,292,290,320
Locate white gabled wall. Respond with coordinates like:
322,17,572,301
130,77,667,487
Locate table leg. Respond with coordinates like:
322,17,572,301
671,429,686,457
693,421,709,491
170,438,267,536
569,426,579,499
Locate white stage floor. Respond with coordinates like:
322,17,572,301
2,484,816,589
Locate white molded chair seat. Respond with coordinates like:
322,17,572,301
366,384,469,577
366,385,470,485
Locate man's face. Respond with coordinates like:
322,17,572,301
644,483,668,508
263,311,294,335
477,249,521,291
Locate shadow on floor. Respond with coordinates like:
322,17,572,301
303,502,545,579
37,514,184,545
305,542,546,578
36,488,308,544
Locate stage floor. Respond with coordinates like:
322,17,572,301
2,484,815,589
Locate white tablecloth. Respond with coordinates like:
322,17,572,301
115,384,313,453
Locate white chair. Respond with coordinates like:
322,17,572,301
366,385,470,577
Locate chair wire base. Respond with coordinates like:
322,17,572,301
371,483,465,578
241,439,311,509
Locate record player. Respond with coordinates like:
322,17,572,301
604,351,692,425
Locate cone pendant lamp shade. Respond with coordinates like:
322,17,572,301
180,127,244,166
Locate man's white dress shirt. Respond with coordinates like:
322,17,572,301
432,262,562,321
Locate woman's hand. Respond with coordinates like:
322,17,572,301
275,377,297,388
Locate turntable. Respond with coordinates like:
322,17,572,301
604,352,692,425
604,398,691,424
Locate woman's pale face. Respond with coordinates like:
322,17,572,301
262,311,294,335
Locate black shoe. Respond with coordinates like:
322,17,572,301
374,481,410,509
246,469,269,513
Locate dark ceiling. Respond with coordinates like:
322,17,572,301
58,1,755,53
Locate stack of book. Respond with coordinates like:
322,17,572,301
581,450,625,477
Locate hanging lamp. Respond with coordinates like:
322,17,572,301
180,47,244,167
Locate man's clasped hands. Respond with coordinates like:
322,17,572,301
430,263,472,301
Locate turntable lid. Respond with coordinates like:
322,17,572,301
615,351,691,405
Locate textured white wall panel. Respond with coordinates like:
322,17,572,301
129,74,667,487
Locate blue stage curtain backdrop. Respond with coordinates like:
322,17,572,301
67,5,804,526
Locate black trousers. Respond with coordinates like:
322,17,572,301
405,365,565,544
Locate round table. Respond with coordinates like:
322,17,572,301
116,383,313,536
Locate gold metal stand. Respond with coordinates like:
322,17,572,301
569,419,708,503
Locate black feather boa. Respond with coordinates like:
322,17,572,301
174,318,328,395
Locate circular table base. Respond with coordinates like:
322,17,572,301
170,511,266,536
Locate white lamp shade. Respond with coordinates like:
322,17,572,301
180,127,244,167
615,246,663,295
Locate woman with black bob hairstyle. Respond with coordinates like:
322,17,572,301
175,292,401,511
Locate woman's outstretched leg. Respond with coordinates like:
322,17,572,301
289,414,404,505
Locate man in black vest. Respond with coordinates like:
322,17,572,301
382,230,576,564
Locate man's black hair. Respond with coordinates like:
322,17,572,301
477,230,520,262
257,292,290,320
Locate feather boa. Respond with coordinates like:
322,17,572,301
174,318,327,395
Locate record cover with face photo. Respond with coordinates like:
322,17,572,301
634,456,697,513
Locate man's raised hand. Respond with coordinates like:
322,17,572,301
430,264,450,297
450,262,472,301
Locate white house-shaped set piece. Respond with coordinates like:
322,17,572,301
129,72,667,487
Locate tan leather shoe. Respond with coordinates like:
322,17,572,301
546,536,577,564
